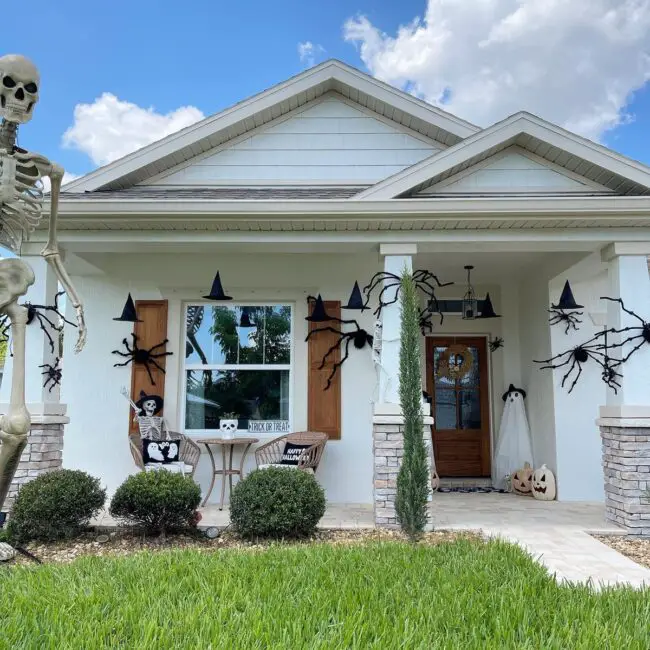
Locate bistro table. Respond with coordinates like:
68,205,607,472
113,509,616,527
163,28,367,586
197,437,259,509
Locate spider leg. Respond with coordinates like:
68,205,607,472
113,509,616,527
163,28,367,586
113,358,135,368
305,326,343,343
147,339,169,354
325,336,353,390
111,349,133,358
147,357,168,374
600,297,645,325
149,350,173,360
373,281,401,317
142,361,156,386
318,334,346,370
566,360,583,394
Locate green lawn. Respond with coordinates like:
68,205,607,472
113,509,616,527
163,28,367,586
1,539,649,649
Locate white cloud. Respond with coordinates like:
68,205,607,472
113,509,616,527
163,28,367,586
42,172,81,193
62,93,205,166
298,41,325,67
344,0,650,141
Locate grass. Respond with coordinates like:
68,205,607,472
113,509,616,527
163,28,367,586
1,538,649,649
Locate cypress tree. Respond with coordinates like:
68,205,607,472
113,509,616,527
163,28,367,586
395,270,430,539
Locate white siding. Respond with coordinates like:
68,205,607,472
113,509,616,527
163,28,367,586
421,149,605,195
147,96,439,185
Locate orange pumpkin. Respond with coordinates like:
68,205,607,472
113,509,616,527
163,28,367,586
511,462,534,497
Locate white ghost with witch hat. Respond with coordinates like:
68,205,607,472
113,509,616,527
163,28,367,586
494,384,534,490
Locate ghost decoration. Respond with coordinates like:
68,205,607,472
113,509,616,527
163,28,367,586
493,384,534,490
532,464,556,501
511,462,534,496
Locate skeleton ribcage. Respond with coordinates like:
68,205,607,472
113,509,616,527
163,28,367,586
0,154,44,253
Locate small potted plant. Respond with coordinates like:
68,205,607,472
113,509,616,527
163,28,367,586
219,412,239,439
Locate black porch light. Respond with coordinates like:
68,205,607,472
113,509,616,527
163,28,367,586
461,265,478,320
203,272,232,301
343,281,368,311
113,293,142,322
478,293,501,319
305,294,333,322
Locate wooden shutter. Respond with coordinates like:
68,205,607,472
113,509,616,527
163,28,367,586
307,300,341,440
128,300,169,434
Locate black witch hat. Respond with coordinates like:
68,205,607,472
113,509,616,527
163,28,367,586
238,308,255,328
502,383,527,401
478,293,501,319
305,295,333,322
203,272,232,301
135,390,164,415
113,293,142,322
551,280,583,310
343,281,368,311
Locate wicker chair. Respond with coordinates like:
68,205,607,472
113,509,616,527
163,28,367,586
255,431,328,473
129,431,201,478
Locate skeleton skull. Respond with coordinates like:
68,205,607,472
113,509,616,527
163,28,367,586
219,418,238,439
0,55,39,124
142,399,158,417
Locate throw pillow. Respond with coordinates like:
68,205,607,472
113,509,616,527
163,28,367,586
280,442,312,466
142,439,181,464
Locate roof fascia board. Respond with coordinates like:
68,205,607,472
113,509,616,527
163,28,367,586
358,112,650,200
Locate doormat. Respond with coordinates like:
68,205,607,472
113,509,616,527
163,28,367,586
437,486,508,494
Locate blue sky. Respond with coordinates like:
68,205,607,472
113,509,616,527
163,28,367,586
5,0,650,180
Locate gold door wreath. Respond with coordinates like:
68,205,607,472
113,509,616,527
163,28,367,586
437,344,474,382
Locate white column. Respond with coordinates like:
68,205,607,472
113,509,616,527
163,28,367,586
0,254,64,412
600,244,650,419
376,244,416,408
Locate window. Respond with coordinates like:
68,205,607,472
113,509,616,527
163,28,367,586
184,304,292,432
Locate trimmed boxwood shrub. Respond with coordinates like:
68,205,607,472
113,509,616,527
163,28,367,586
7,469,105,544
230,467,326,539
109,470,201,535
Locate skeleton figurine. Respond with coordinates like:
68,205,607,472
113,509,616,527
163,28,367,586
0,54,86,510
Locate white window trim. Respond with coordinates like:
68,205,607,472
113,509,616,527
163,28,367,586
181,301,294,436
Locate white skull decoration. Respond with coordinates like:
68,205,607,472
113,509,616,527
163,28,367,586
532,464,556,501
219,418,238,439
142,399,158,417
0,54,40,124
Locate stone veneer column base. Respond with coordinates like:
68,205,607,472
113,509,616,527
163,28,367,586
373,413,433,529
3,414,68,513
599,419,650,537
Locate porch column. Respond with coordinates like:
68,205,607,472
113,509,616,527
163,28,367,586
598,243,650,535
0,254,69,512
372,244,433,529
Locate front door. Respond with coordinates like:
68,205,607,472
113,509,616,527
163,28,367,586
426,336,491,477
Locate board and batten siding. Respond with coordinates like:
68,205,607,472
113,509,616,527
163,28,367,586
146,95,440,185
419,148,613,195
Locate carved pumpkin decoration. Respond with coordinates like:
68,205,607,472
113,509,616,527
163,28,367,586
431,469,440,492
532,464,556,501
511,462,533,496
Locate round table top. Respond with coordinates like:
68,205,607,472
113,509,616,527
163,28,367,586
197,437,259,445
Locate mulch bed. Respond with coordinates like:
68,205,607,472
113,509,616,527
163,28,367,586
7,528,478,566
596,535,650,570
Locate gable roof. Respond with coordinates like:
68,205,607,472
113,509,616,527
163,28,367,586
64,59,479,193
356,112,650,200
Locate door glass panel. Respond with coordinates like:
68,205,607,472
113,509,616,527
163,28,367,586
434,388,457,430
434,347,455,387
459,389,481,429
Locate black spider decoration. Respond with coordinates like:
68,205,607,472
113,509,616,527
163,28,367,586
25,291,76,354
548,308,583,334
600,297,650,362
489,337,504,352
362,269,453,318
112,333,173,386
39,357,62,393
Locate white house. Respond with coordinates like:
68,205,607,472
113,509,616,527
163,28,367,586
6,60,650,531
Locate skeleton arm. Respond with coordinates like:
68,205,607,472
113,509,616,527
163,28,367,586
15,150,87,352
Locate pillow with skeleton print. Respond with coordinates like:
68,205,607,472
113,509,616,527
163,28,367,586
143,439,181,464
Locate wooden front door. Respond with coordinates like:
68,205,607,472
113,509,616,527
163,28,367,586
426,336,491,477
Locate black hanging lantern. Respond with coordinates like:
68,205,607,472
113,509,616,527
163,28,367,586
552,280,583,311
113,293,142,322
343,281,367,311
305,295,333,323
462,265,478,320
478,293,501,319
238,308,255,328
203,272,232,301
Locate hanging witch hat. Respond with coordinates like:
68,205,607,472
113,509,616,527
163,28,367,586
551,280,583,310
478,293,501,319
343,281,368,311
238,308,255,328
203,272,232,301
305,294,333,322
502,383,527,401
113,293,142,322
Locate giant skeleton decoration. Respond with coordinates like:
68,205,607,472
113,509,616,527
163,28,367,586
0,55,86,511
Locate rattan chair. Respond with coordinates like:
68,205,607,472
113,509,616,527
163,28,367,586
255,431,328,473
129,431,201,478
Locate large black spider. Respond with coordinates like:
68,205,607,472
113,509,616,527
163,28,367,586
600,297,650,363
362,269,453,318
534,331,613,394
38,357,62,393
306,320,373,390
112,333,173,386
548,308,583,335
